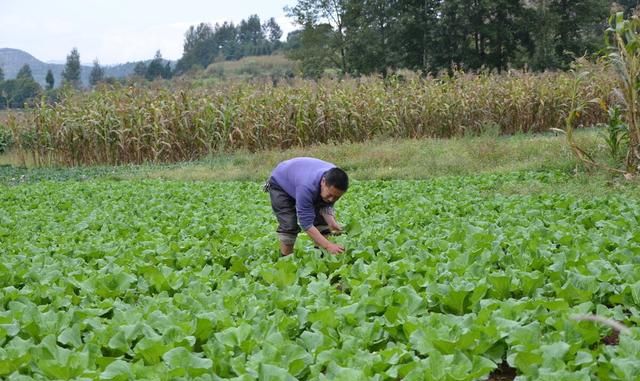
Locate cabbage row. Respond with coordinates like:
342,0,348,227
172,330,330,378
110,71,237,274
1,172,639,380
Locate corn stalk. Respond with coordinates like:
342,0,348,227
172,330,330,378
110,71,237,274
551,69,626,174
606,12,640,174
7,69,614,167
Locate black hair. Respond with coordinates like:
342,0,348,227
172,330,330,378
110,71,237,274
324,167,349,191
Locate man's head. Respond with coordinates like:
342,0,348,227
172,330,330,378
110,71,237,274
320,167,348,203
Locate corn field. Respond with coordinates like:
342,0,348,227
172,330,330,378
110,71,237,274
6,65,617,166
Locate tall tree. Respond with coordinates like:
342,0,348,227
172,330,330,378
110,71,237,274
2,64,41,108
344,0,404,76
393,0,441,74
287,0,350,75
473,0,526,72
433,0,471,72
0,66,4,82
45,69,55,90
146,50,166,80
239,15,267,56
548,0,609,67
285,25,337,78
133,62,147,77
89,59,105,86
216,22,241,60
62,47,82,88
183,22,215,52
16,64,34,80
175,22,218,73
239,15,265,45
263,17,283,43
163,62,173,79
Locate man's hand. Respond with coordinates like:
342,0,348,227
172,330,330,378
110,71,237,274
307,226,345,255
325,242,345,255
329,221,343,234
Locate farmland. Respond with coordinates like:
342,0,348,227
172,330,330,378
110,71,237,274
4,4,640,380
2,65,615,167
1,169,639,380
1,56,639,380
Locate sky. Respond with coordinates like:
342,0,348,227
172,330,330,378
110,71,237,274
0,0,297,66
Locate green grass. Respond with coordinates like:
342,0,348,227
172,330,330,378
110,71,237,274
123,131,596,181
2,128,638,197
191,55,298,84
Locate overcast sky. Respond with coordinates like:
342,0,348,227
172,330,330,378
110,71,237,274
0,0,297,66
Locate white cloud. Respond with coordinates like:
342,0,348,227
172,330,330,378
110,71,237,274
1,0,295,65
84,23,185,65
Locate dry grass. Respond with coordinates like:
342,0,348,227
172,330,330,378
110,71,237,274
0,150,34,166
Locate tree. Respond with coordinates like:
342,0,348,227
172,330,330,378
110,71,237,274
281,0,619,75
133,62,147,77
89,59,105,86
522,0,562,69
16,64,34,80
391,0,441,74
263,17,283,43
286,24,337,78
163,62,173,79
45,69,55,90
239,14,265,45
175,22,218,74
146,50,166,80
62,47,82,88
468,0,526,72
238,15,268,56
549,0,609,66
1,65,41,108
216,22,241,60
183,22,215,52
287,0,350,75
344,0,404,77
0,66,4,82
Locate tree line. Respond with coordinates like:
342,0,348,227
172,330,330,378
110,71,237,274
0,14,283,108
285,0,638,78
0,47,174,109
0,48,95,108
2,1,638,109
174,15,283,74
0,65,41,109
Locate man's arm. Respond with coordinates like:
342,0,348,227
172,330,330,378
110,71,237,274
320,207,342,232
306,226,344,254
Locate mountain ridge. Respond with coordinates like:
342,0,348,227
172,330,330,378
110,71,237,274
0,48,151,87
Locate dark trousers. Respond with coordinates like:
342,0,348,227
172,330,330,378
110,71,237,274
265,178,330,244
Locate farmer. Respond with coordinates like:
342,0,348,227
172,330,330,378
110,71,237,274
264,157,349,256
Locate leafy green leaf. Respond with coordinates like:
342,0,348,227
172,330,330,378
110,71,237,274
100,360,132,381
162,347,212,377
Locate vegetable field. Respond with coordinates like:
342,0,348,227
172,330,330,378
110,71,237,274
1,172,639,380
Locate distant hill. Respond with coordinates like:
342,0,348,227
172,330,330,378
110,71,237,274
0,48,157,87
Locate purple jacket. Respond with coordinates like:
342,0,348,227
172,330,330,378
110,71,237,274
270,157,335,230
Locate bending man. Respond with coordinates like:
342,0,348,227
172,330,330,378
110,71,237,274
265,157,349,256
